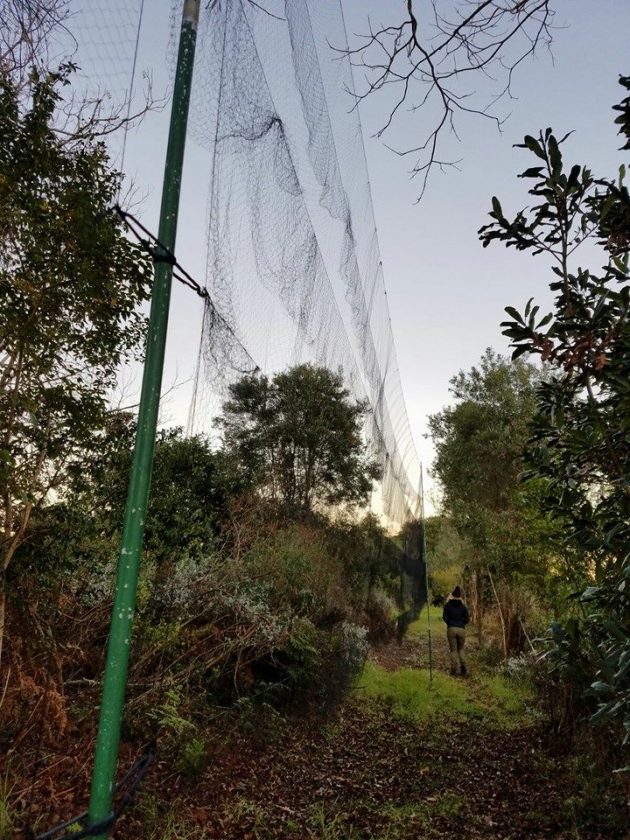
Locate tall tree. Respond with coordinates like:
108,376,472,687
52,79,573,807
15,422,244,615
428,349,558,652
220,365,381,515
429,348,539,513
479,77,630,741
0,65,151,662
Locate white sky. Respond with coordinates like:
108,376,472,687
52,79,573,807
95,0,629,511
341,0,630,507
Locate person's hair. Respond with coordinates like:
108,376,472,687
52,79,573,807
451,585,462,598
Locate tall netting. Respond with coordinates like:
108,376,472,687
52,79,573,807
5,0,426,595
66,1,144,100
398,521,427,636
3,0,149,164
187,0,423,534
36,0,425,536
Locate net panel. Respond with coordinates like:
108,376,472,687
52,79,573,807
25,0,149,165
37,0,424,532
186,0,423,531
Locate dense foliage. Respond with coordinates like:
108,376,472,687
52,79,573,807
480,76,630,751
3,377,399,794
0,65,151,660
428,350,563,654
221,365,381,514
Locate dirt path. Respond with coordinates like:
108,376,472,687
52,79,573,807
115,625,626,839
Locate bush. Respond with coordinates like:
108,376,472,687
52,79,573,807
430,564,462,602
241,523,346,619
4,460,381,800
534,619,597,734
477,644,503,668
115,519,371,721
364,592,396,644
495,653,535,684
176,737,208,779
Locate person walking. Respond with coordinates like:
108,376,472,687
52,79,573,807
443,585,470,676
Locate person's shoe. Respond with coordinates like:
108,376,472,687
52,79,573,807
450,668,458,676
461,665,468,678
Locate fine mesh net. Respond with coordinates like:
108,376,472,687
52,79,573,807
45,0,423,534
29,0,427,600
399,521,427,636
187,0,423,534
66,0,144,100
10,0,149,164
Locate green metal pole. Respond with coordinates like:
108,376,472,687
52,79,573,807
87,2,199,834
420,466,433,685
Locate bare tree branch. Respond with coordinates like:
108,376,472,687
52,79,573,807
0,0,72,91
1,0,159,145
343,0,556,200
53,72,158,146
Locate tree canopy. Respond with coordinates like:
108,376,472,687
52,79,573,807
220,364,381,515
0,64,152,658
428,348,539,514
428,348,562,653
480,75,630,742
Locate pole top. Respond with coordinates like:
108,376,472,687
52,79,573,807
183,0,200,29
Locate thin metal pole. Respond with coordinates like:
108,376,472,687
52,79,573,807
420,465,433,684
86,2,200,835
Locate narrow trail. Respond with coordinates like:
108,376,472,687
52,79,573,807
117,615,626,840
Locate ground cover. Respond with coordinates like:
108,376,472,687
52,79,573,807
121,613,628,839
7,612,628,840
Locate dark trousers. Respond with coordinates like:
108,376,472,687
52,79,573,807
447,626,467,674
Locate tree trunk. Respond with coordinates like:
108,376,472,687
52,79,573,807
0,571,5,671
519,617,536,654
487,567,507,658
474,567,484,647
506,613,524,654
0,505,33,669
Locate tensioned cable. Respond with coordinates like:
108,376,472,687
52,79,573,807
29,749,154,840
118,0,146,199
112,204,259,372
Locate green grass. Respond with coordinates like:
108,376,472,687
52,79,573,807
356,661,533,728
0,800,13,840
137,794,200,840
383,791,463,823
477,673,534,716
308,804,361,839
363,794,466,840
406,608,443,640
357,662,475,718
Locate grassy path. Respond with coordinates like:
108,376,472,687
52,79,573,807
117,610,626,839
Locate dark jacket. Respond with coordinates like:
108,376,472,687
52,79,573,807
443,598,470,629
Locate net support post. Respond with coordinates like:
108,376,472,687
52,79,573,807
86,2,200,835
420,465,433,685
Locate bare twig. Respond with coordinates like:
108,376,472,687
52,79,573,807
0,0,73,91
343,0,556,200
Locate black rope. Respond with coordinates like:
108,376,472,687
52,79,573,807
111,204,259,365
28,750,154,840
112,205,208,299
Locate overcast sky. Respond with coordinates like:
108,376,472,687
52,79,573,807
88,0,629,511
341,0,629,506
